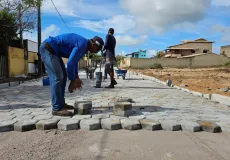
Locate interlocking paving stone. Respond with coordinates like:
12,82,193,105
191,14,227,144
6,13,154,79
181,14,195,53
101,118,121,130
140,119,161,131
31,111,49,116
74,101,92,114
57,119,80,131
0,115,16,122
198,121,221,133
0,120,17,132
36,119,59,130
14,119,38,132
110,115,126,120
13,115,34,121
91,113,110,119
180,120,202,132
52,116,72,121
80,118,101,130
129,115,146,120
121,119,141,130
33,114,53,121
72,115,92,120
117,97,133,103
160,120,181,131
113,102,133,117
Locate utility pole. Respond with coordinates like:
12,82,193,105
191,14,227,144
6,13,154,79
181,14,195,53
18,3,24,49
37,0,42,76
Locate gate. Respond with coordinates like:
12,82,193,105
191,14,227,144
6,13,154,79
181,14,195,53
0,55,8,78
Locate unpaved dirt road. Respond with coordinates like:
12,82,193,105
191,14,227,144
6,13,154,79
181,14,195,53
0,130,230,160
132,67,230,97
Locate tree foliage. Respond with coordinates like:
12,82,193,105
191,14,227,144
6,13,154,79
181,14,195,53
0,8,18,51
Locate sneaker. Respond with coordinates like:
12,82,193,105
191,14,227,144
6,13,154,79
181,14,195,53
52,109,73,116
105,84,114,88
63,103,74,110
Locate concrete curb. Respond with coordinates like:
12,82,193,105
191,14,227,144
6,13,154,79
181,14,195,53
135,72,230,107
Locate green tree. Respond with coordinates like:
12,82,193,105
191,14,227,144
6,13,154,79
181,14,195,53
0,9,18,50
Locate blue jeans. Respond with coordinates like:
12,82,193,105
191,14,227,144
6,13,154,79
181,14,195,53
40,43,67,111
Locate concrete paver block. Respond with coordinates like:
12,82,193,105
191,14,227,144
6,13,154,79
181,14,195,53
9,82,20,87
204,94,211,100
13,115,34,121
31,111,49,116
160,120,181,131
0,120,17,132
198,121,221,133
113,102,133,117
180,121,201,132
101,118,121,130
74,101,92,114
110,115,126,120
190,91,203,97
140,119,161,131
92,113,110,119
33,115,52,121
117,97,133,103
57,119,80,131
121,119,141,130
129,115,146,120
80,118,101,130
72,115,92,120
36,119,59,130
0,83,9,89
14,119,38,132
52,116,71,121
211,94,230,106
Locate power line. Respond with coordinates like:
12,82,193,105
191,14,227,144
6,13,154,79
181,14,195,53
50,0,71,32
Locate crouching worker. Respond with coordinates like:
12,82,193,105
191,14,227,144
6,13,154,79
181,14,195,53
40,33,104,116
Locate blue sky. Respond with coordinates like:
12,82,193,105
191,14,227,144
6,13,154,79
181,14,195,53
24,0,230,57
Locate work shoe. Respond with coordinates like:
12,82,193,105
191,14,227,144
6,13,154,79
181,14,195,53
52,109,73,116
63,103,74,110
105,84,114,88
111,79,117,85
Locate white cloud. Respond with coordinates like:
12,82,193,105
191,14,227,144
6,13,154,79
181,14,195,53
119,0,212,34
212,25,230,43
146,50,157,58
74,15,135,34
41,0,121,19
23,24,60,42
212,0,230,6
115,35,147,46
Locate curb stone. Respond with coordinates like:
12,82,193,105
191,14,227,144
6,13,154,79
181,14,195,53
101,118,121,130
80,118,101,130
198,121,221,133
57,119,80,131
140,119,161,131
36,119,59,130
14,119,38,132
160,120,181,131
121,119,141,130
211,94,230,106
0,120,17,132
9,81,20,87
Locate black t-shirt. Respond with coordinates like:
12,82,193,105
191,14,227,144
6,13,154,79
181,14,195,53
103,34,116,58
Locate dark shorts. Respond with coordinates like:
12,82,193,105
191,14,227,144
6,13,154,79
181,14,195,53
105,57,114,74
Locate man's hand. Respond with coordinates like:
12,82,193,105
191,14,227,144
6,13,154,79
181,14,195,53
68,76,84,93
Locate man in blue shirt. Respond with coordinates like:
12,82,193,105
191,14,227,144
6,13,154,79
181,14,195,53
103,28,117,88
40,33,104,116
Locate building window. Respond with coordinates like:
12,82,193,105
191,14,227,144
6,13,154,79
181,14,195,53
203,49,208,53
191,50,195,53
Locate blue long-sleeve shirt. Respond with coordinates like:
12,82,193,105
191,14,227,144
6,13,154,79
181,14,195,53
44,33,88,80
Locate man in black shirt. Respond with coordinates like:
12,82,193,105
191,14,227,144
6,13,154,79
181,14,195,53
103,28,117,88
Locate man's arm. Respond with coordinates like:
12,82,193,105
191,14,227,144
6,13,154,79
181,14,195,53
67,47,84,80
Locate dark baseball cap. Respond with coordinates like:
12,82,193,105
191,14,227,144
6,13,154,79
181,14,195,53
91,36,104,50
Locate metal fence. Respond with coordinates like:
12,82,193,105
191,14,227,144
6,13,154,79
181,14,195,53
0,55,7,78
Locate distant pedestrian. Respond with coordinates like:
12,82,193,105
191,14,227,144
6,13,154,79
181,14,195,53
103,28,117,88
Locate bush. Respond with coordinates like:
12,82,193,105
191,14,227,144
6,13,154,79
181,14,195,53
150,63,163,69
224,61,230,66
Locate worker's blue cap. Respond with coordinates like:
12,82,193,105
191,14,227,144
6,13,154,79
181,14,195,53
92,36,104,50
